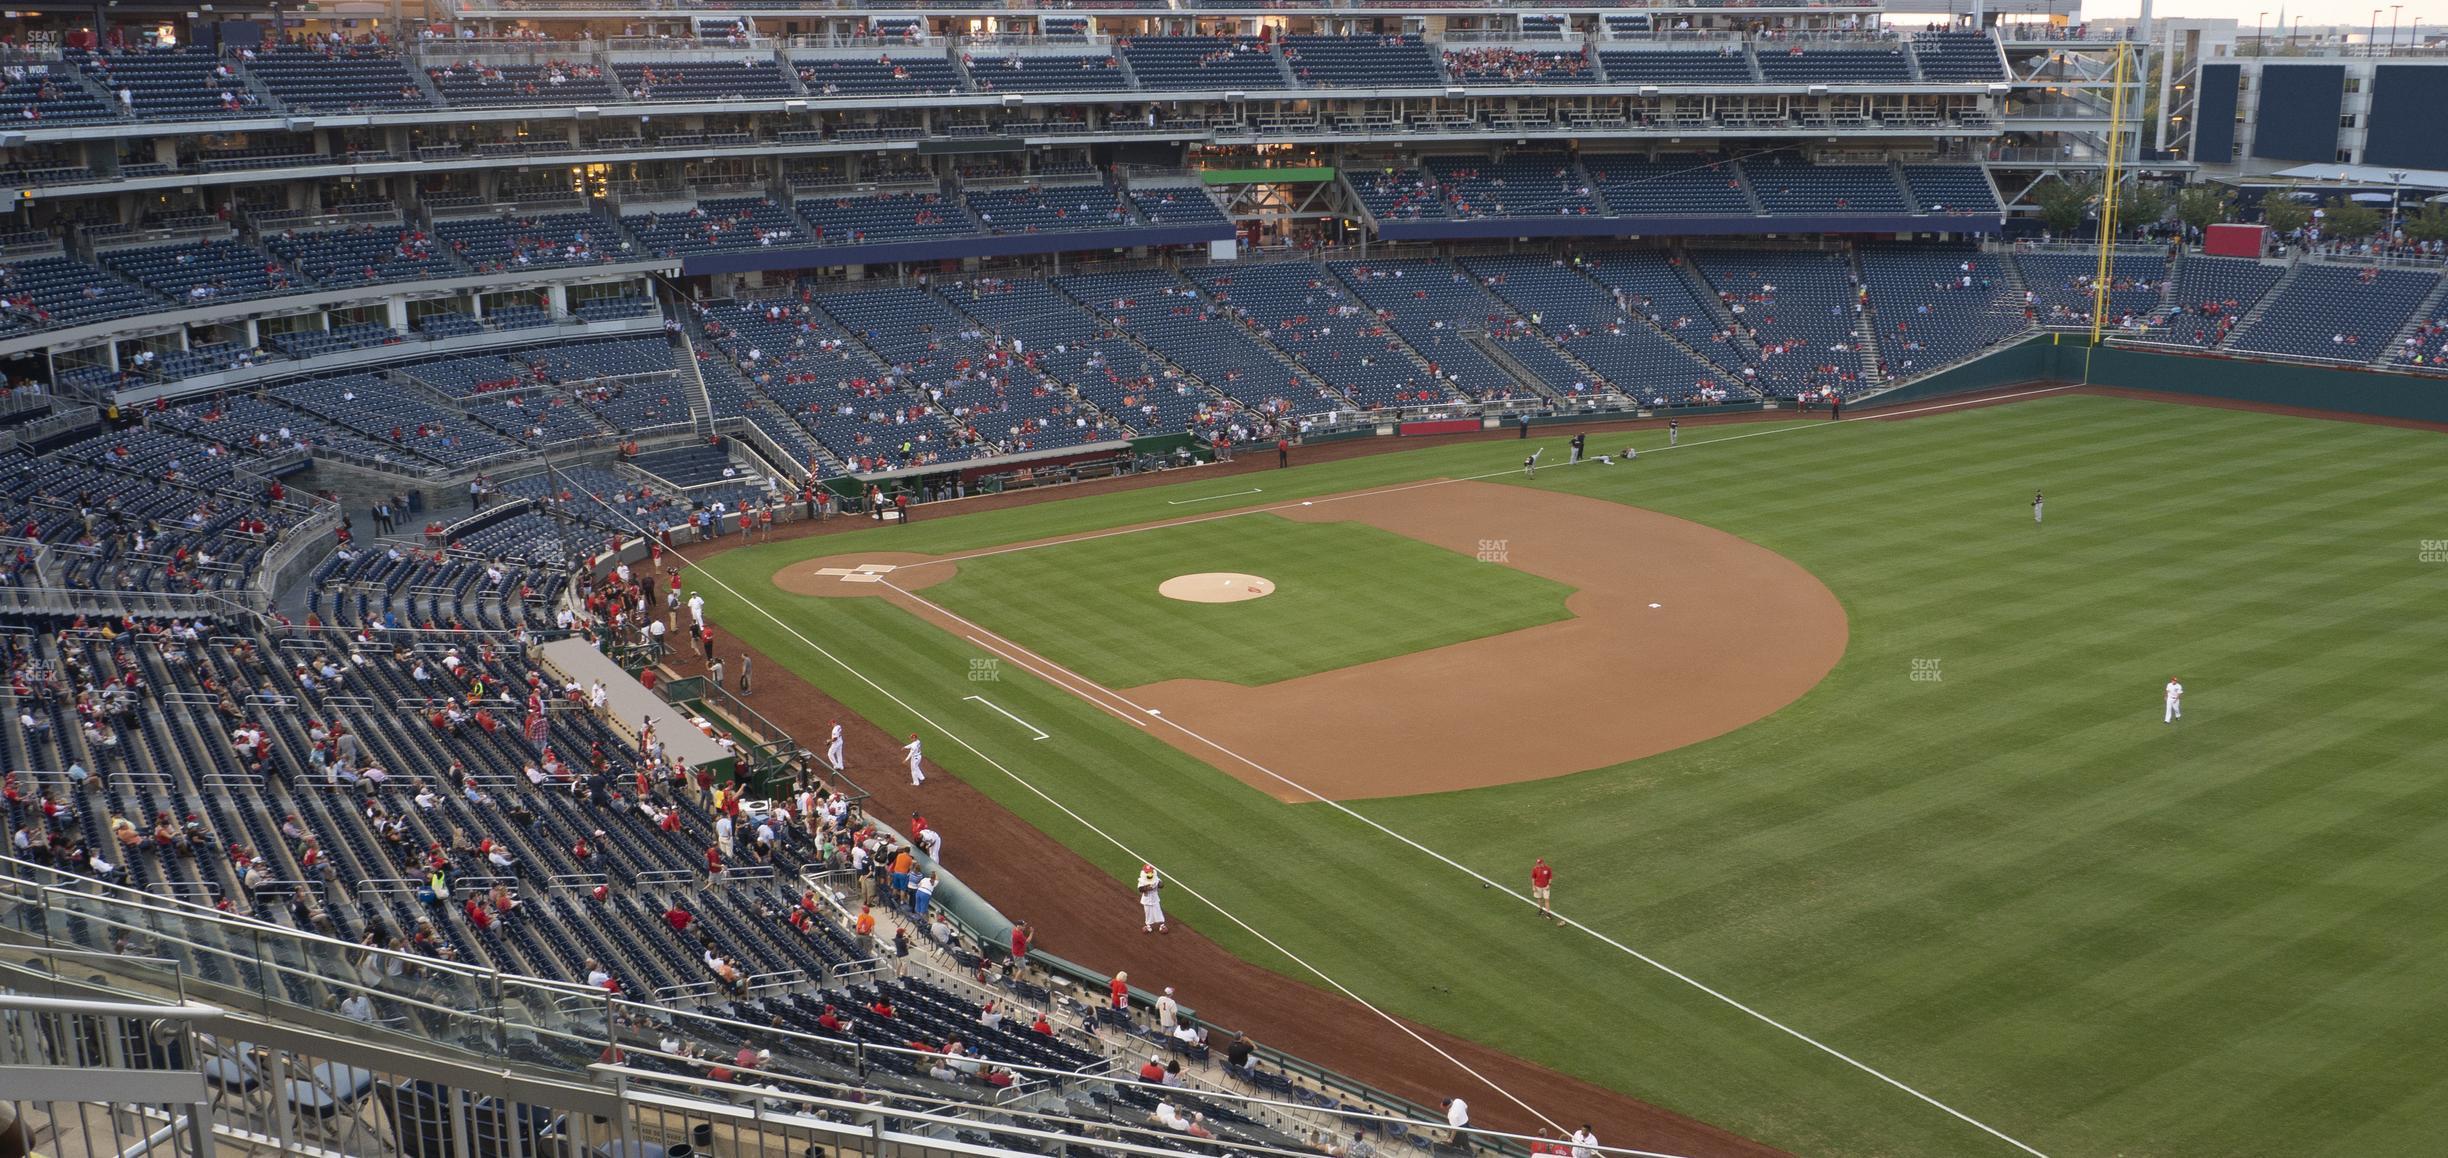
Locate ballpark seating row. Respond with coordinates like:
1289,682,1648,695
2224,266,2441,362
2153,255,2286,347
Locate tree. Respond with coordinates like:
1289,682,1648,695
2175,183,2234,232
2260,194,2311,235
2032,177,2099,237
2118,180,2172,235
2402,202,2448,245
2318,197,2383,240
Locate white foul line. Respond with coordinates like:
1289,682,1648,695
638,381,2075,1153
867,381,2081,1157
892,383,2079,575
963,694,1050,740
963,634,1147,728
1167,487,1264,506
555,467,1577,1139
892,579,2050,1157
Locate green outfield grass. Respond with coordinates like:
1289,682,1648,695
921,514,1576,687
695,393,2448,1157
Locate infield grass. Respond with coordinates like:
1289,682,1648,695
921,514,1577,687
696,392,2448,1158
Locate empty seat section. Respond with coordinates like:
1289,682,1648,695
962,53,1126,93
1856,245,2027,374
266,226,458,286
793,192,971,245
1464,254,1742,403
1743,160,1909,216
1118,37,1285,91
1425,155,1599,219
1754,45,1914,83
967,184,1126,234
1902,165,2001,216
436,213,625,272
0,66,116,123
624,198,806,256
821,286,1116,453
1910,32,2007,81
2153,256,2285,346
1057,269,1339,416
1187,263,1449,409
1687,249,1869,397
1595,46,1755,83
1586,154,1755,217
1349,168,1446,221
792,53,965,96
99,239,297,304
74,48,260,119
1281,35,1442,88
946,277,1212,436
427,61,618,107
1127,184,1229,227
2011,252,2167,328
2226,266,2440,362
245,46,434,112
1331,258,1563,403
614,60,797,101
0,255,158,331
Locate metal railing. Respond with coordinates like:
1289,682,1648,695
0,985,222,1158
0,858,1700,1158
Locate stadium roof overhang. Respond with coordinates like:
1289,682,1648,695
2266,163,2448,191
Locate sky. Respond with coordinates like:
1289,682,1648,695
2082,0,2442,29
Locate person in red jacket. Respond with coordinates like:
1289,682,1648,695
1531,857,1556,924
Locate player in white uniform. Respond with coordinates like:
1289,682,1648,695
2164,678,2183,723
903,733,926,786
2033,490,2044,525
826,721,845,770
1136,864,1167,933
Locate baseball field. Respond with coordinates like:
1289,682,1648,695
689,388,2448,1157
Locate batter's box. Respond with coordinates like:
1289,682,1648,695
840,573,887,584
854,564,899,574
813,567,859,577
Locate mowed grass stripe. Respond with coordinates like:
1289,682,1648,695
706,394,2448,1158
921,515,1575,688
1359,398,2448,1153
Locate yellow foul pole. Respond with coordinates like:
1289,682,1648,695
2089,42,2133,346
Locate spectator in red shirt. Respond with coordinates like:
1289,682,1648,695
1531,857,1556,924
1109,970,1130,1009
664,905,693,932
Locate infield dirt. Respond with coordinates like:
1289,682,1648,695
774,479,1847,801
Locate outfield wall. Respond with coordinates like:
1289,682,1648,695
1860,337,2448,425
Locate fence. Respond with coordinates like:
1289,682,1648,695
0,860,1701,1158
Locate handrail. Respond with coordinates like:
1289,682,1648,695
0,991,224,1019
1,856,1582,1157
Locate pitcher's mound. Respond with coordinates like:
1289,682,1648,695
1161,573,1276,603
